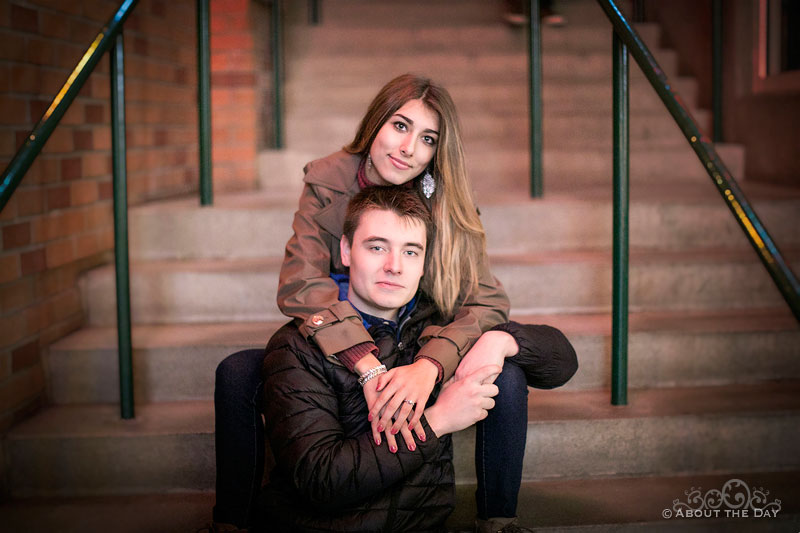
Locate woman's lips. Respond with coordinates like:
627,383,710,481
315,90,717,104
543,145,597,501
388,155,411,170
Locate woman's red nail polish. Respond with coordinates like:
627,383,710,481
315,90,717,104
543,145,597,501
409,444,416,451
375,437,381,446
408,424,414,431
390,445,397,453
368,414,373,422
377,425,384,432
391,428,398,435
419,434,426,442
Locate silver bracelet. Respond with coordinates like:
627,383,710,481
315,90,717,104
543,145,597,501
358,364,387,387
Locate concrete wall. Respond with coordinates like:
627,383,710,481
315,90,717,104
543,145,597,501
645,0,800,185
0,0,263,432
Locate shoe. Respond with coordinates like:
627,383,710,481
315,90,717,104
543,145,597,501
475,516,533,533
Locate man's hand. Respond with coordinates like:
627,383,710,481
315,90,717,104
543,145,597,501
454,331,519,384
425,365,501,438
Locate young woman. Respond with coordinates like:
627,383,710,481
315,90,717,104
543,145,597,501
214,74,572,533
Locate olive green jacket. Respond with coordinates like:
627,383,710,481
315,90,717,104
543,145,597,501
276,150,509,379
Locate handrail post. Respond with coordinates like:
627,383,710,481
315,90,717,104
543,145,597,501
712,0,723,142
110,32,135,419
309,0,320,25
272,0,284,149
611,30,629,406
528,0,543,197
198,0,213,205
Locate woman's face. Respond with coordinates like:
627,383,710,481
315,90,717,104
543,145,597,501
366,99,440,186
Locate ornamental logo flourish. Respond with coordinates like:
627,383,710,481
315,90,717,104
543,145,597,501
663,478,782,519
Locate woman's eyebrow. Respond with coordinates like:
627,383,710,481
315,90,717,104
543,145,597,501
394,113,439,135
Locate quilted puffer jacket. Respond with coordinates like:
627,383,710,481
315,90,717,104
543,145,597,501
256,297,455,532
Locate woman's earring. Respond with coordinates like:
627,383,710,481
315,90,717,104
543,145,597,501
366,154,373,170
421,169,435,199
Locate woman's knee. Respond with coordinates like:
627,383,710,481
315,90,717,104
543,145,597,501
216,349,266,393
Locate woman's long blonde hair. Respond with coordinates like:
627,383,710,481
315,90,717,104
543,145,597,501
344,73,486,317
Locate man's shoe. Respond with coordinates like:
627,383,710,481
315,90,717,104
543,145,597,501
475,516,533,533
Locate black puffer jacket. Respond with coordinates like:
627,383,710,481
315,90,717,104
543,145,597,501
256,298,455,533
255,301,579,532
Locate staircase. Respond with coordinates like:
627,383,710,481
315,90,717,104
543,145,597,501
5,0,800,530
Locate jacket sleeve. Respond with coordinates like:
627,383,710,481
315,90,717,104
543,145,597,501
276,183,372,355
416,253,510,381
490,321,579,389
262,343,446,509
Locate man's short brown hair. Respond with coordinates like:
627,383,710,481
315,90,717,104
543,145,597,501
342,186,432,247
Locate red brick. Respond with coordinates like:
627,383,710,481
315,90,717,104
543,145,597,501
45,238,74,268
51,288,80,321
2,222,31,249
0,32,26,61
42,128,73,154
17,188,45,217
211,13,250,33
0,276,35,313
39,10,71,40
97,180,112,200
31,157,61,185
0,313,26,349
0,97,29,126
46,185,70,210
75,231,100,259
0,196,17,222
0,130,15,155
84,103,105,124
34,267,60,299
0,362,45,413
12,340,38,372
20,248,45,275
11,4,38,33
28,99,49,124
61,157,83,180
26,37,56,66
0,254,20,283
211,33,254,51
210,0,249,15
82,153,111,178
92,127,111,150
32,210,85,243
70,180,98,206
73,128,94,151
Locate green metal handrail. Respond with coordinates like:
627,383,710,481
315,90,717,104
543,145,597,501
272,0,284,148
0,0,215,418
528,0,543,197
0,0,138,211
593,0,800,403
611,31,629,406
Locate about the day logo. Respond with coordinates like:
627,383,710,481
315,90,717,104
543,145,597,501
662,478,782,520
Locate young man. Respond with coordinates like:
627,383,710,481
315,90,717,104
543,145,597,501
254,186,577,532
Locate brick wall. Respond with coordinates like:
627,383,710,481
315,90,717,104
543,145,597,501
210,0,268,189
0,0,216,432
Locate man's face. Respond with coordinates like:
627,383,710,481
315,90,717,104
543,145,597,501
340,208,426,322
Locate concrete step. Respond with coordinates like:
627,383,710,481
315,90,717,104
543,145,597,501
44,309,800,405
286,22,662,57
465,144,746,195
3,473,798,532
285,50,679,85
305,0,501,27
82,247,796,326
284,109,710,153
452,381,800,483
128,187,800,261
8,382,800,496
285,77,700,117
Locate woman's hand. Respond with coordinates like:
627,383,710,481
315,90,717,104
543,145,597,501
369,359,438,443
454,331,519,384
425,365,501,437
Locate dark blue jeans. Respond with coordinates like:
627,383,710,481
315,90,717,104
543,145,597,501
213,349,529,527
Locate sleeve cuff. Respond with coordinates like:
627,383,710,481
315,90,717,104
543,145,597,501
415,337,460,382
337,342,378,373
